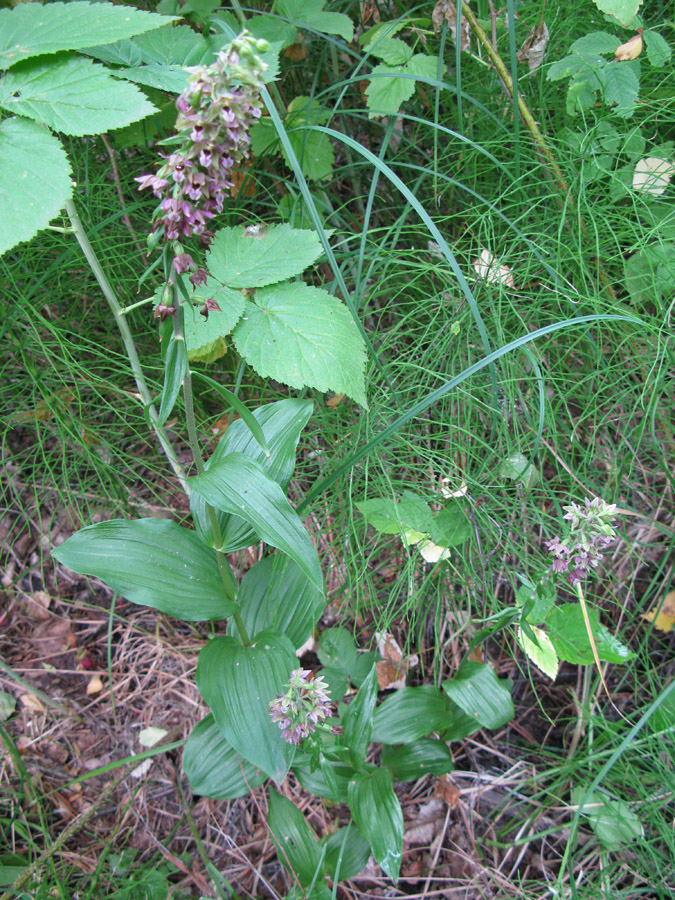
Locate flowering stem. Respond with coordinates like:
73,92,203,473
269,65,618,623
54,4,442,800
65,199,189,493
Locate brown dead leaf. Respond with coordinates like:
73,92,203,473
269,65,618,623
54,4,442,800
376,632,419,689
30,618,75,657
13,387,75,425
432,0,470,51
284,40,308,61
615,33,643,61
230,162,256,198
326,393,345,409
20,590,52,621
434,773,461,808
641,590,675,633
517,21,549,71
361,0,380,25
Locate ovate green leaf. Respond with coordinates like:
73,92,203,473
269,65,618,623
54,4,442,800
365,64,416,117
0,1,178,70
572,786,644,849
53,518,233,621
233,282,368,407
183,714,266,798
356,491,433,536
342,665,378,768
322,826,371,882
196,632,296,782
348,767,403,882
371,685,454,743
546,604,635,664
0,117,72,255
0,55,156,136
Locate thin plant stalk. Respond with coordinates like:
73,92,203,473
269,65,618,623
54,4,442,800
65,199,189,493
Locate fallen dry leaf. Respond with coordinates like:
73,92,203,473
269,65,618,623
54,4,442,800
517,21,550,72
432,0,470,51
640,590,675,633
473,249,515,287
434,773,461,808
615,33,643,61
30,618,75,657
284,40,308,61
20,693,45,713
632,157,675,196
376,632,419,689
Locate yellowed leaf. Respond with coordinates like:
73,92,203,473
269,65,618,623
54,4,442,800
284,40,308,61
86,675,103,695
641,590,675,632
615,33,643,61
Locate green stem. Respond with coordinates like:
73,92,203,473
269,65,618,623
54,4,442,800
65,199,189,493
171,289,249,643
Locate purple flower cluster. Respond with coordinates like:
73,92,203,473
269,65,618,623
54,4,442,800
269,669,333,746
136,31,268,275
544,497,617,587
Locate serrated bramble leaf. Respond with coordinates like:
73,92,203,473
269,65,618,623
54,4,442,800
569,32,622,59
117,65,189,94
183,286,244,359
0,117,72,255
599,60,640,116
643,30,671,67
366,63,416,117
366,36,413,65
232,282,368,407
406,53,439,81
206,224,322,288
196,632,296,782
0,1,178,70
592,0,643,28
278,0,354,42
357,492,433,536
0,55,156,136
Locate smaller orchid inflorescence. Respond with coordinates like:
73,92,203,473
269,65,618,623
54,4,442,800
545,497,617,587
269,669,333,745
136,30,268,305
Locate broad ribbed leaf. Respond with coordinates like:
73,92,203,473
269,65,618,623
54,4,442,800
348,767,403,882
206,224,323,288
268,791,323,889
228,555,325,649
0,55,156,135
371,685,453,744
190,453,323,592
381,739,454,781
0,1,177,70
0,117,72,255
292,756,353,803
233,283,368,407
342,665,378,768
196,632,296,782
322,826,371,882
183,714,266,798
191,399,312,551
53,518,233,621
442,661,514,729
